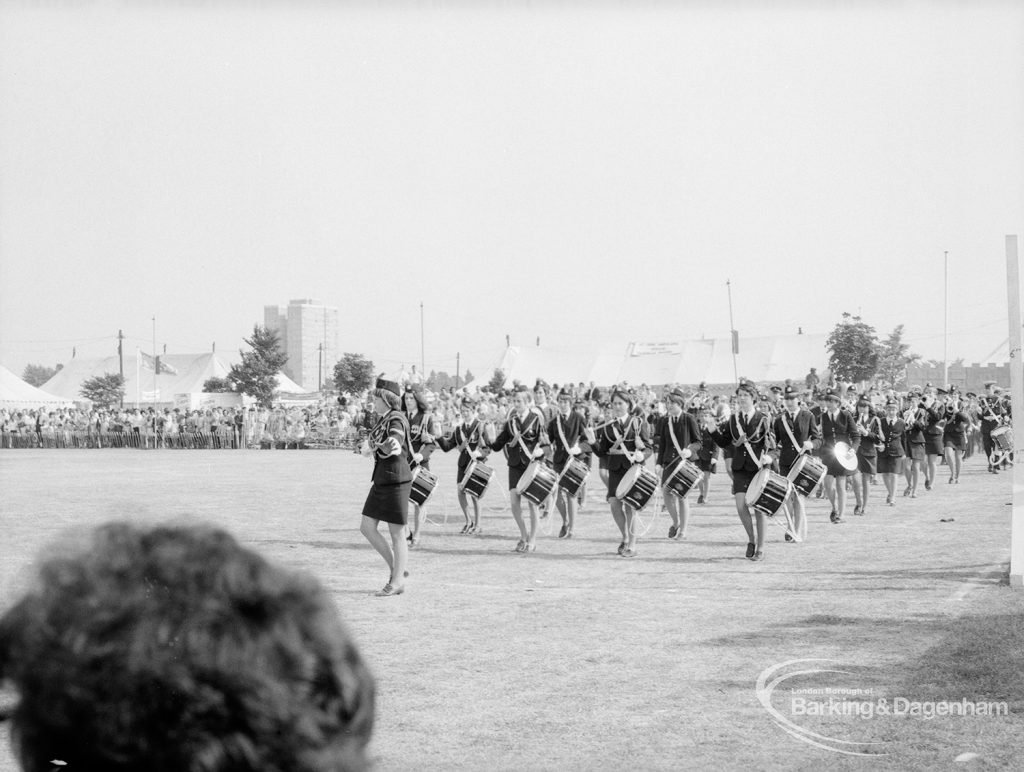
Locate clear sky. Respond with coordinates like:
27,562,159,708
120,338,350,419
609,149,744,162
1,1,1022,383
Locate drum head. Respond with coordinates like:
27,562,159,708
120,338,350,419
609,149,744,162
744,468,770,507
615,465,641,499
834,442,858,471
515,461,541,494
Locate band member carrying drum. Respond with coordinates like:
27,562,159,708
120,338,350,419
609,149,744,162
773,384,821,542
878,398,906,505
979,381,1007,473
549,388,587,539
403,387,437,548
695,405,720,504
819,388,860,522
359,377,413,597
487,385,550,553
573,397,595,507
655,388,702,541
438,397,491,534
712,382,776,562
584,389,653,558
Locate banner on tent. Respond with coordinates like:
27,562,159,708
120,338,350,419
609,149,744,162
628,342,682,357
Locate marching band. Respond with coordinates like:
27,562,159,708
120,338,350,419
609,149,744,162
358,375,1013,588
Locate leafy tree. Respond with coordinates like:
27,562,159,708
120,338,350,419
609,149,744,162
826,313,879,385
202,376,234,393
463,369,474,386
80,373,125,409
874,325,920,389
228,325,288,408
22,364,58,387
333,352,375,396
488,368,506,392
426,370,459,391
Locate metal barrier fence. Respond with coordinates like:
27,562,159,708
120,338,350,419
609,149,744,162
0,426,363,450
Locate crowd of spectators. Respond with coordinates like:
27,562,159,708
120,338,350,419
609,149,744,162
0,374,997,454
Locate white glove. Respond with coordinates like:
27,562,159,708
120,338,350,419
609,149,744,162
633,451,646,464
532,446,546,459
470,449,482,460
803,440,814,451
569,444,581,456
413,452,424,464
681,448,692,459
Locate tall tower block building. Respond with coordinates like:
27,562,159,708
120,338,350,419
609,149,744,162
263,299,339,390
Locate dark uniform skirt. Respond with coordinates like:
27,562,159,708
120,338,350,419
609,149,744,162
925,435,944,456
857,453,877,475
606,467,626,500
731,468,756,495
907,442,926,462
362,482,411,525
508,462,528,491
877,455,902,474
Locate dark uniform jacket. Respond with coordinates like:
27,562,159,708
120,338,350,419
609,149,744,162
407,410,437,464
490,408,549,470
818,409,861,452
548,410,586,467
772,408,822,470
369,410,413,486
853,413,882,459
878,417,906,458
711,411,775,474
654,412,702,468
590,415,653,473
437,419,490,476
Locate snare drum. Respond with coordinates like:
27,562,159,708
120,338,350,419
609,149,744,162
615,465,658,511
459,461,494,500
991,425,1014,453
515,461,558,506
558,457,590,496
786,454,827,497
744,468,792,518
833,441,858,472
409,467,438,507
663,458,701,499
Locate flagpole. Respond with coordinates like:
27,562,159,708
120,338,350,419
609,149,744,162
135,348,141,408
152,315,157,404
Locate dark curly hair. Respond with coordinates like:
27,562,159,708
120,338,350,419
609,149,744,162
0,522,375,772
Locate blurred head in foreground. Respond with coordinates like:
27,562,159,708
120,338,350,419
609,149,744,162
0,522,375,772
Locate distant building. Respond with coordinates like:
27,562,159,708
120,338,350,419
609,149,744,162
263,299,339,390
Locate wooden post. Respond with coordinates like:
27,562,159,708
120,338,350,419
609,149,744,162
1007,236,1023,589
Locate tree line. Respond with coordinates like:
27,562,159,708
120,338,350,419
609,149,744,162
20,314,922,409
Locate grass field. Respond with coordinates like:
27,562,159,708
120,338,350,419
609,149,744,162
0,447,1021,771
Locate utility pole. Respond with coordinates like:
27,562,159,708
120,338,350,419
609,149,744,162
318,343,323,392
420,302,426,376
456,352,460,386
117,329,124,407
943,250,949,388
152,316,157,403
727,280,739,386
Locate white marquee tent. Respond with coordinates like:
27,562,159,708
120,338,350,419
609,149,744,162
42,353,309,405
0,364,74,409
494,334,829,388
